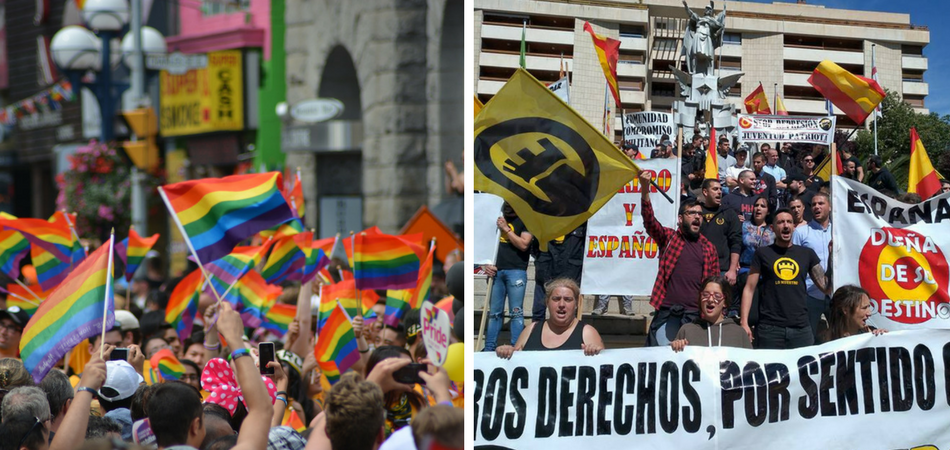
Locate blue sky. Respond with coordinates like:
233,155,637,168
740,0,948,117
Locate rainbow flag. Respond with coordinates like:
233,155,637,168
407,243,434,309
202,242,274,303
435,295,455,322
159,172,295,265
150,348,184,381
166,269,202,341
115,229,160,283
0,230,29,281
263,303,296,337
282,408,306,433
0,217,72,262
3,284,51,316
353,233,420,290
237,270,273,327
284,170,305,219
49,212,85,267
314,302,360,384
292,232,330,284
31,245,71,291
318,280,379,330
261,236,304,284
259,218,303,240
384,289,412,327
20,236,115,383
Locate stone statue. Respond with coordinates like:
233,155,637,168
682,0,726,77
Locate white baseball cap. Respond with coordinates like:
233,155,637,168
100,360,144,401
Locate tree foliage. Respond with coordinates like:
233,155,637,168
853,90,950,190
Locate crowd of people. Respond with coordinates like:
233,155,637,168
0,255,464,450
482,135,946,357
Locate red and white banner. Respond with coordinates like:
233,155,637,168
832,176,950,330
581,159,680,296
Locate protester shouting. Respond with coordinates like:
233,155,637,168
670,276,751,351
822,285,888,343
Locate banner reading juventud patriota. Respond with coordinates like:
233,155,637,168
832,176,950,330
736,114,835,146
474,330,950,449
581,159,680,296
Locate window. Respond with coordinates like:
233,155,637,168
617,77,644,91
619,24,645,38
902,70,924,83
619,51,645,65
202,0,250,16
723,33,741,45
653,38,677,52
651,82,675,98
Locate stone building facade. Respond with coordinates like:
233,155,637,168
283,0,463,235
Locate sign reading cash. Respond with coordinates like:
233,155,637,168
159,50,244,137
736,114,835,146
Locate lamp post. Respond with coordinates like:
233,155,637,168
50,0,166,233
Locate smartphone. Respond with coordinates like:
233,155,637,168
259,342,275,375
392,363,427,385
111,348,129,361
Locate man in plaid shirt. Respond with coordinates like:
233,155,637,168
638,171,720,346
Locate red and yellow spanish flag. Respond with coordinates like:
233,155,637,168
744,83,771,114
704,128,718,180
775,94,789,116
908,127,942,199
808,60,885,125
583,21,621,107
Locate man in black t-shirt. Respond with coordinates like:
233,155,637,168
699,179,741,285
739,208,831,349
867,155,898,195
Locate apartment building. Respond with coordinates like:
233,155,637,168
474,0,930,137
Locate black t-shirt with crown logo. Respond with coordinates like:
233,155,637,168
751,244,820,328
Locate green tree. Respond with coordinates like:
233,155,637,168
853,90,950,190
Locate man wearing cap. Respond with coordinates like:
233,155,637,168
114,310,141,347
784,173,815,223
0,307,29,358
622,141,645,160
99,360,144,441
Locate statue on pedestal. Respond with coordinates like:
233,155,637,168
682,0,726,77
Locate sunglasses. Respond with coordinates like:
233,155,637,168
18,417,44,449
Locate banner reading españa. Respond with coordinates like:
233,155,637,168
159,50,244,137
474,68,638,251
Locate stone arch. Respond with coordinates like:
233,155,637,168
318,45,362,121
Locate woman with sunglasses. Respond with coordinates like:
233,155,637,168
670,276,752,351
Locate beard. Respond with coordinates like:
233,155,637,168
681,223,700,240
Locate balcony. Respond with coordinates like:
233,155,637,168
783,46,864,65
620,90,647,105
901,55,928,71
903,81,928,96
477,79,505,96
617,63,647,78
720,44,742,58
480,24,575,46
783,72,813,87
479,51,564,72
620,36,648,52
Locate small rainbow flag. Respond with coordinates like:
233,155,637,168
435,295,455,323
150,348,184,381
261,236,304,284
20,236,115,383
49,212,85,267
384,289,412,327
282,408,306,433
284,170,305,219
315,302,360,384
263,303,296,337
159,172,294,265
0,217,72,263
407,242,434,310
115,228,160,283
2,284,50,316
318,280,379,330
237,270,272,328
353,233,420,291
291,232,330,284
0,230,29,281
166,269,202,341
202,242,274,304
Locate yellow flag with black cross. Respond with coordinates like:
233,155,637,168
474,68,639,251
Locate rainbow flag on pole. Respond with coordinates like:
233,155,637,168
237,270,273,328
353,233,420,291
0,217,72,262
263,303,296,337
407,241,434,309
0,284,48,316
0,230,29,281
49,211,86,267
318,280,379,330
159,172,294,265
20,235,115,383
150,348,185,381
292,232,330,284
166,269,202,341
284,169,305,219
384,289,412,327
115,228,160,283
315,302,360,384
261,236,305,284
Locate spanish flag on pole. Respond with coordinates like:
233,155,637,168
744,83,771,114
807,60,885,125
583,21,621,108
775,94,789,116
704,127,718,180
908,127,942,199
474,68,638,251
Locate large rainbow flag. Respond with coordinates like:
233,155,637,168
159,172,294,265
166,269,202,341
263,303,296,337
202,242,274,304
315,302,360,384
20,236,115,383
353,233,420,291
115,228,160,283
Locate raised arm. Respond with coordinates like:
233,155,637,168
218,303,272,450
50,346,110,450
290,279,314,357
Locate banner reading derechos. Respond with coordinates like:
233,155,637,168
474,330,950,449
736,114,835,146
832,176,950,330
581,158,680,295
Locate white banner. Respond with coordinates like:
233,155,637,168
736,114,836,145
622,112,675,149
474,330,950,449
832,176,950,330
581,159,680,295
473,193,505,265
547,76,570,104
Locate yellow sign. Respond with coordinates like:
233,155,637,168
159,50,244,136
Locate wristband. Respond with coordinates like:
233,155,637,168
276,396,288,405
203,342,220,350
230,348,250,361
275,391,287,397
358,348,370,353
77,386,98,397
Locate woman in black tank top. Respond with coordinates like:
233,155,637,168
495,278,604,358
